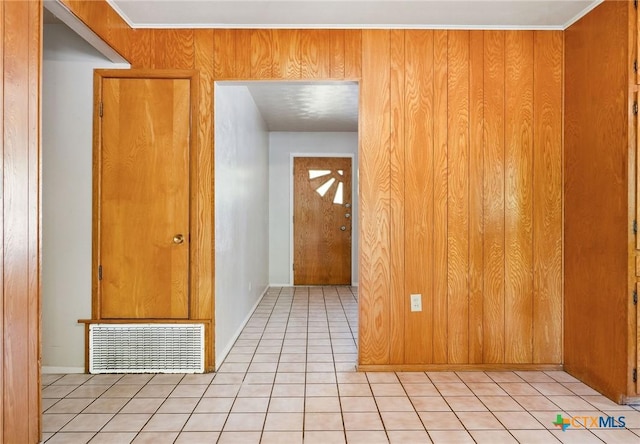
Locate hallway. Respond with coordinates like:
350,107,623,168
42,287,640,443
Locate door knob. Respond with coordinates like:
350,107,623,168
173,234,185,244
340,226,346,231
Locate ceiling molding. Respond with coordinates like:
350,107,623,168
561,0,603,29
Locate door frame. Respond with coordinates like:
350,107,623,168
290,153,357,286
91,69,199,320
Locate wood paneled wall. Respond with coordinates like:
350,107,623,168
564,0,633,402
1,0,42,441
61,1,564,370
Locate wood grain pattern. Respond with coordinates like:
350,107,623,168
388,29,405,365
194,30,215,370
272,29,301,79
213,29,235,79
532,31,563,364
152,30,194,69
564,0,630,401
447,30,470,364
330,30,345,78
301,29,332,79
3,0,41,441
432,30,449,364
359,30,391,365
251,29,273,78
235,29,252,79
344,30,362,79
482,30,506,364
468,31,484,364
505,31,534,364
404,30,434,364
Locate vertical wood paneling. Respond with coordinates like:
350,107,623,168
344,30,362,78
482,31,506,364
533,31,563,364
194,30,215,370
505,31,534,364
235,29,252,78
153,30,194,69
251,29,273,78
272,29,301,79
468,31,484,364
432,30,449,364
359,30,391,365
389,30,405,365
3,0,41,440
447,30,470,364
127,29,153,68
330,30,345,78
404,30,434,364
301,29,332,78
0,1,4,437
213,29,235,78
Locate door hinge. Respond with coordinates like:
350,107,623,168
634,102,638,116
634,289,638,305
634,368,637,383
99,102,103,117
98,265,103,280
634,219,638,235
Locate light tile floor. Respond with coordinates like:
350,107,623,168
42,286,640,443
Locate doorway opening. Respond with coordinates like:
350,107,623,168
214,80,359,367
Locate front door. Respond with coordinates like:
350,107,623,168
293,157,352,285
98,76,191,319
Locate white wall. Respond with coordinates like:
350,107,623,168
215,84,270,367
268,132,359,286
42,24,128,372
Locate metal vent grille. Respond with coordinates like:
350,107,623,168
89,324,204,374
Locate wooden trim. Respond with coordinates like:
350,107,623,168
359,364,564,372
78,319,212,325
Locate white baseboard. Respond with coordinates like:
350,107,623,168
351,282,358,287
42,366,85,374
268,283,292,287
215,285,269,370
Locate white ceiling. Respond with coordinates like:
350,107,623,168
107,0,602,30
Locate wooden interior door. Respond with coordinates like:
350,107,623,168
98,76,191,319
293,157,352,285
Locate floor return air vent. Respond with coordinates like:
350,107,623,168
89,324,204,374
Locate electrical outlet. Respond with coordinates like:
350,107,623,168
410,294,422,312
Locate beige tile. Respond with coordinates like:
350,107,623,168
279,353,306,363
527,410,565,429
306,396,342,412
509,429,562,444
135,384,174,398
264,412,304,431
366,372,399,383
102,385,143,398
513,396,560,411
182,413,227,431
456,372,492,383
47,398,94,414
428,430,475,444
426,372,461,383
515,371,555,383
545,371,580,384
169,384,207,398
277,362,306,372
275,372,306,384
411,397,451,412
42,374,65,385
102,413,151,432
456,411,504,430
339,384,373,397
478,396,524,412
248,362,279,372
61,413,114,432
307,362,336,372
562,382,601,396
231,397,270,413
591,428,640,443
341,397,378,412
211,373,245,385
223,412,266,431
243,372,276,384
307,383,339,397
370,383,405,397
85,375,122,385
131,432,179,443
530,382,574,396
194,397,234,413
141,413,189,432
42,414,76,433
46,432,95,444
549,429,604,444
237,384,273,397
434,382,473,397
499,383,539,396
42,398,61,412
469,430,518,444
268,397,305,412
303,430,346,443
547,395,598,411
306,372,337,384
337,372,368,384
54,374,95,385
42,385,77,399
493,411,545,429
149,374,184,385
89,432,137,443
157,397,199,413
174,432,220,443
203,384,240,398
397,373,431,384
380,411,424,430
119,398,164,414
582,395,633,411
418,411,464,430
262,431,303,443
344,430,389,443
467,382,507,396
305,412,345,430
445,396,487,412
83,398,130,414
68,385,111,398
486,372,524,383
180,373,215,385
217,362,250,373
387,430,432,444
376,396,414,412
272,383,305,397
117,375,153,385
401,383,439,397
342,412,384,431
